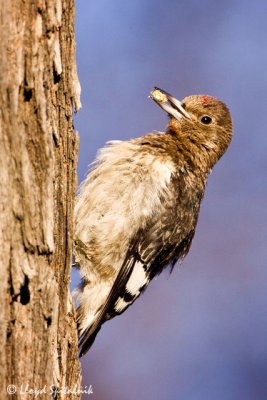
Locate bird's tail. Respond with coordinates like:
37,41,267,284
78,311,102,357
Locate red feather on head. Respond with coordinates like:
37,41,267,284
201,95,218,113
201,95,216,105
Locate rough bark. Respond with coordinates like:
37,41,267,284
0,0,81,398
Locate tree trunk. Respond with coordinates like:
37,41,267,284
0,0,81,398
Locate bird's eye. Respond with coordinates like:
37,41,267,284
201,116,212,124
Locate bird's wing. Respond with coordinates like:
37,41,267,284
78,173,197,356
78,216,195,357
78,238,140,356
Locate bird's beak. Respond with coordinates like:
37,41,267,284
149,87,191,120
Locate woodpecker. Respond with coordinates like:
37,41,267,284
73,87,232,356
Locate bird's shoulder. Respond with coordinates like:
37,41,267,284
96,132,181,165
84,133,178,195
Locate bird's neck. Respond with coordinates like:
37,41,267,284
167,129,220,176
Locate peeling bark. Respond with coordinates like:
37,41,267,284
0,0,81,398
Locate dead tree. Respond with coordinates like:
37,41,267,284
0,0,82,398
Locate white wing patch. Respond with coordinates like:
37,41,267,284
114,261,148,314
114,297,130,313
126,261,147,295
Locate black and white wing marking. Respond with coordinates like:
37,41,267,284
78,238,145,356
78,176,197,356
79,230,195,357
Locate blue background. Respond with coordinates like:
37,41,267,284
73,1,267,399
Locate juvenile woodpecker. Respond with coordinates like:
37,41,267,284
74,87,232,356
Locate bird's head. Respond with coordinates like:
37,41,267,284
150,88,233,168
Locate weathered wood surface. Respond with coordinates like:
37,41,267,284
0,0,81,398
